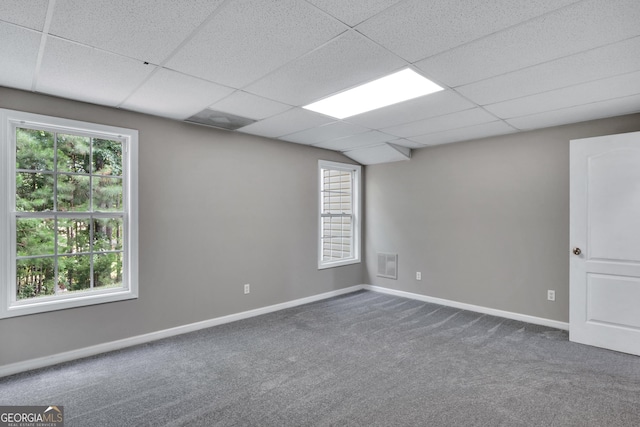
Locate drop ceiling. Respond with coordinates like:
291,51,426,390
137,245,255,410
1,0,639,164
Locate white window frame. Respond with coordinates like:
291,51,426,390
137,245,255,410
0,109,138,319
318,160,361,269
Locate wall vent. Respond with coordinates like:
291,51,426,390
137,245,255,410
377,253,398,279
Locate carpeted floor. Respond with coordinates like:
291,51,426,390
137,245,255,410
1,290,640,426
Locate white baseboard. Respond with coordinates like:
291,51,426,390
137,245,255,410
0,285,363,378
364,285,569,331
1,284,569,378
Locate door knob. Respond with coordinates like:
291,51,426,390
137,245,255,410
573,247,582,255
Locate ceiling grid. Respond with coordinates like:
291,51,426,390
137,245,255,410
0,0,638,164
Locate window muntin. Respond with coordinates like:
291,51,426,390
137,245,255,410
1,109,138,318
318,160,361,268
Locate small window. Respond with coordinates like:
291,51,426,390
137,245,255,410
0,109,138,318
318,160,361,269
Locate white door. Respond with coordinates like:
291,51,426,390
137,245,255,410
570,131,640,355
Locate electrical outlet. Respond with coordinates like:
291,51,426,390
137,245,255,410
416,272,422,280
244,284,250,294
547,290,555,301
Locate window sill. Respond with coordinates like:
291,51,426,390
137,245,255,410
318,258,361,270
1,288,137,319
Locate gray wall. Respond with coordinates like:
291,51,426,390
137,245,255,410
365,113,640,323
0,87,363,366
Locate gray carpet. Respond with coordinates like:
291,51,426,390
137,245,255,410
1,290,640,426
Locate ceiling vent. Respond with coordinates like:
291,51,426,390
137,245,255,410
185,109,256,131
377,253,398,279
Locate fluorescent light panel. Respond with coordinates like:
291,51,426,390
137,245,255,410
303,69,443,119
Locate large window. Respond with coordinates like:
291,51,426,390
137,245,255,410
0,109,138,318
318,160,361,269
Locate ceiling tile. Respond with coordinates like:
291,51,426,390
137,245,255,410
208,91,291,121
245,31,405,106
416,0,640,87
281,121,370,145
237,108,333,139
343,143,411,165
49,0,225,64
382,108,497,138
506,94,640,130
356,0,578,62
0,0,49,30
166,0,347,88
410,121,517,146
312,130,395,151
485,71,640,119
0,23,41,90
305,0,404,26
456,36,640,105
37,37,155,107
121,68,234,120
345,90,475,129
